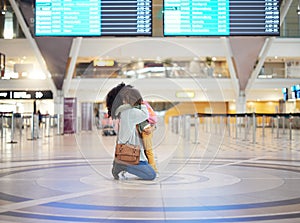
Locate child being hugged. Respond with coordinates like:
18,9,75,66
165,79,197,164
137,101,158,173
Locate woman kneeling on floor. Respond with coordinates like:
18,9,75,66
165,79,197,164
105,83,156,180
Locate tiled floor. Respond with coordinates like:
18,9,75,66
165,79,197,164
1,118,300,222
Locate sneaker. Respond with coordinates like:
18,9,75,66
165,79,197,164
112,161,127,180
112,168,120,180
120,171,128,180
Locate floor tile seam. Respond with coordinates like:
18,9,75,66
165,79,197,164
212,159,300,168
160,158,300,170
0,158,113,169
3,194,300,213
3,209,300,222
0,188,111,214
207,156,269,170
2,158,299,174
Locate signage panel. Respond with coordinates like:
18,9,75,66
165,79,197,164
35,0,152,36
164,0,280,36
0,91,53,100
64,97,77,134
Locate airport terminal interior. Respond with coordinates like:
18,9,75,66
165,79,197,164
1,0,300,222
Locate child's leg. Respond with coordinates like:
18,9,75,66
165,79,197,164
142,131,158,172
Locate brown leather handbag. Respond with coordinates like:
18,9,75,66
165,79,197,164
115,143,140,165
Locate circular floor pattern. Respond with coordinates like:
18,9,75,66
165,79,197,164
1,159,300,222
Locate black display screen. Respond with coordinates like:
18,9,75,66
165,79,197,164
35,0,152,36
163,0,280,36
0,91,53,100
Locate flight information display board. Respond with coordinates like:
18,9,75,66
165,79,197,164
35,0,152,36
0,91,53,100
164,0,280,36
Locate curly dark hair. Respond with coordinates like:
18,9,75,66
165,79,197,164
106,82,126,118
105,83,142,119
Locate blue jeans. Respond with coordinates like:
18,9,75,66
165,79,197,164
126,161,156,180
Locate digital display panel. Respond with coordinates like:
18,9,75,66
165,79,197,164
282,88,288,101
282,88,287,94
0,91,53,100
35,0,152,36
291,85,300,99
163,0,280,36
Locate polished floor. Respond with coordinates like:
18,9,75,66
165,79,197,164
1,119,300,223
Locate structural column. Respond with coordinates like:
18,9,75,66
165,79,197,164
236,91,246,114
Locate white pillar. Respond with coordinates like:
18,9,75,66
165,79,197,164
54,90,64,115
236,91,246,114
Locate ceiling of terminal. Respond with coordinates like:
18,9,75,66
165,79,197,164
1,0,300,92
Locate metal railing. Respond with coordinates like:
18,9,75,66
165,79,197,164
170,113,300,144
0,112,62,144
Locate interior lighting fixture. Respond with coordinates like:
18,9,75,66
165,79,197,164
176,90,195,98
1,0,7,15
3,11,13,39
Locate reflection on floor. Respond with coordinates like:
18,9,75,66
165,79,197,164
1,123,300,223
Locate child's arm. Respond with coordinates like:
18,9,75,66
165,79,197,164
141,101,157,124
143,125,153,135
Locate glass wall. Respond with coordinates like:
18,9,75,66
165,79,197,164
281,0,300,37
258,59,300,79
74,58,231,79
0,1,25,39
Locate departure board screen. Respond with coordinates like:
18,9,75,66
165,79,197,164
163,0,280,36
35,0,152,36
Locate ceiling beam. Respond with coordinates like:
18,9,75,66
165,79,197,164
245,0,293,94
8,0,57,97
